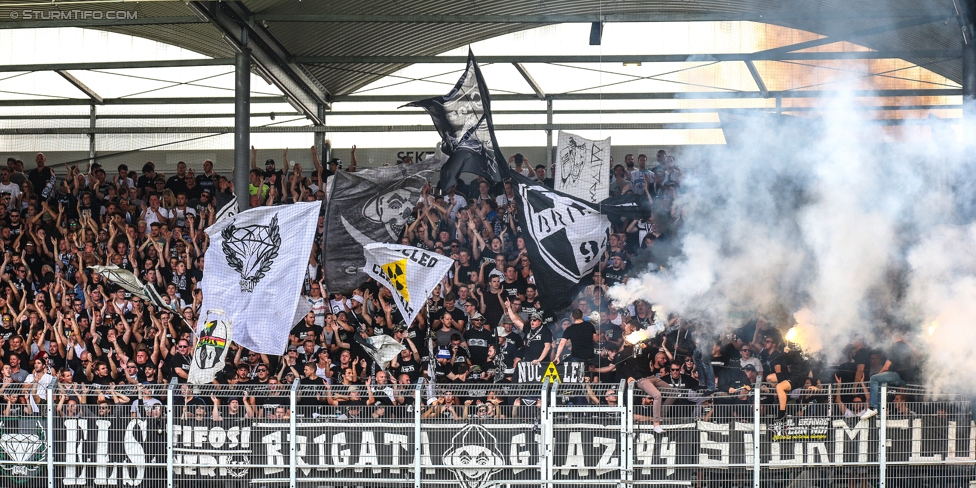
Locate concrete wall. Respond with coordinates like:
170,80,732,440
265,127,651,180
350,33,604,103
7,145,701,177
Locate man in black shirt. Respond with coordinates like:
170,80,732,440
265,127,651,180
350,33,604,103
27,153,54,199
506,304,551,366
500,266,525,301
861,330,916,420
602,253,628,287
463,312,496,371
434,293,466,331
553,309,596,364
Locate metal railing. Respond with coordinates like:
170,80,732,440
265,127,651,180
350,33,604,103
0,380,973,487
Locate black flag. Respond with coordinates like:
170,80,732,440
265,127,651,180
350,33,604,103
403,49,508,190
321,160,441,295
509,173,611,312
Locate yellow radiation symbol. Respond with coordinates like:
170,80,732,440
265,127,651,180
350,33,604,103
542,362,562,383
381,258,409,302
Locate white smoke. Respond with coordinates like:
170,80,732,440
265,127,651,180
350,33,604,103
608,88,975,390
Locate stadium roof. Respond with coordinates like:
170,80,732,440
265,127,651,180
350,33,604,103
0,0,966,100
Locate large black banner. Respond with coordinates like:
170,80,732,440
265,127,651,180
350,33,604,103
322,159,441,295
17,414,976,486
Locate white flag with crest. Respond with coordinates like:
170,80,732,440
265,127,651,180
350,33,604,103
363,243,454,329
199,201,320,355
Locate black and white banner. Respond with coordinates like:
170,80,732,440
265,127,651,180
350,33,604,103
322,160,441,295
24,414,976,486
556,131,610,204
404,49,508,191
510,172,611,312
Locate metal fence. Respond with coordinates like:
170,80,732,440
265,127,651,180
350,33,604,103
0,380,974,487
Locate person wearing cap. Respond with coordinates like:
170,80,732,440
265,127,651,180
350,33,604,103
553,309,597,365
433,348,465,383
251,146,282,193
494,325,521,381
497,314,524,350
464,312,496,372
505,301,551,366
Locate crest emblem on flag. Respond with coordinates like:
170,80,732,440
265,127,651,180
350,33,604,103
201,202,319,355
363,243,454,329
189,310,233,385
195,317,229,369
221,214,281,292
517,183,609,281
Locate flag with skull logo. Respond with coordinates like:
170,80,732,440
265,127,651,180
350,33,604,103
322,159,441,295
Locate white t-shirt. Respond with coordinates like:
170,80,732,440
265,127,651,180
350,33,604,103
0,182,20,208
144,206,173,226
24,372,56,413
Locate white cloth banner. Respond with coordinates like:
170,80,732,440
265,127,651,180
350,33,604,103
555,131,611,203
199,201,320,355
363,243,454,329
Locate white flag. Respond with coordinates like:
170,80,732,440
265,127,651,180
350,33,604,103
199,201,320,355
188,310,233,385
555,131,611,203
363,243,454,329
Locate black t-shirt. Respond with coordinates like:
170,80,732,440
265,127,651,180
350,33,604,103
298,377,328,406
603,265,628,287
435,307,466,327
561,321,596,360
196,173,219,196
501,278,525,301
464,327,496,368
290,323,322,343
165,353,191,382
457,262,480,283
27,167,54,198
165,175,188,195
392,355,422,383
521,323,552,362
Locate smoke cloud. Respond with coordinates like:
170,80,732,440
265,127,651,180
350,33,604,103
608,90,975,392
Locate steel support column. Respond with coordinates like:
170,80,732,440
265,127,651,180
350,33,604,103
234,49,251,212
88,104,96,167
546,98,553,165
963,43,976,131
314,104,327,163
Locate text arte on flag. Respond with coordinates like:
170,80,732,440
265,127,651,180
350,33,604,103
199,201,320,355
363,243,455,330
321,159,441,295
403,48,507,191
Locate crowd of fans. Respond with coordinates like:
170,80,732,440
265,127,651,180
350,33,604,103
0,148,920,427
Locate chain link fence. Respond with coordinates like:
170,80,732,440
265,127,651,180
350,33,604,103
0,381,973,487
